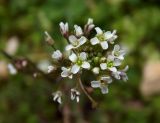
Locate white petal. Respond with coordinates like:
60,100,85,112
64,23,68,32
61,71,69,77
122,74,128,81
109,67,117,72
88,24,95,31
79,52,87,61
100,41,108,50
100,63,107,70
74,25,83,36
118,55,124,60
114,44,120,51
92,67,100,74
113,30,117,34
112,72,121,80
100,86,108,94
53,94,58,101
71,92,75,100
104,31,112,39
81,61,90,69
61,67,70,78
59,22,65,31
57,97,62,104
91,81,101,88
123,65,129,72
95,27,103,34
90,37,99,45
69,35,77,44
52,50,62,60
76,97,80,103
65,44,74,51
71,64,80,74
119,50,126,56
101,76,112,84
107,55,114,61
114,59,121,66
69,53,77,63
61,67,67,71
68,75,73,79
8,64,17,75
48,65,54,73
87,18,93,25
78,36,87,46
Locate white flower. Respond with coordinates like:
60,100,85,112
91,76,112,94
112,65,129,81
100,55,121,72
105,30,117,44
71,88,80,103
48,65,56,73
59,22,69,35
61,67,73,79
8,63,17,75
90,27,109,50
92,67,100,74
112,45,126,60
52,50,62,60
52,91,62,104
74,25,83,37
65,35,87,51
69,52,90,74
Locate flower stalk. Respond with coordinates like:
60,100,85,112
77,74,98,108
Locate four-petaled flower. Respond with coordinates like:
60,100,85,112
65,35,87,51
112,65,129,81
69,52,90,74
61,67,73,79
71,88,80,103
91,76,112,94
52,91,62,104
100,55,121,72
90,27,110,50
112,45,126,60
105,30,117,44
52,50,62,60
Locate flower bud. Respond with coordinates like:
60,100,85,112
92,67,100,74
59,22,69,38
44,31,54,45
52,50,63,60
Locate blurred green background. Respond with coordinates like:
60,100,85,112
0,0,160,123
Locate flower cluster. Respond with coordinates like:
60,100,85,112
46,18,128,104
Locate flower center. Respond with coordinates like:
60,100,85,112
100,80,106,86
73,40,79,46
97,34,105,41
114,51,119,56
77,59,83,65
107,61,114,68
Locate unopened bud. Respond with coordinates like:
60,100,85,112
59,22,69,38
44,31,54,45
